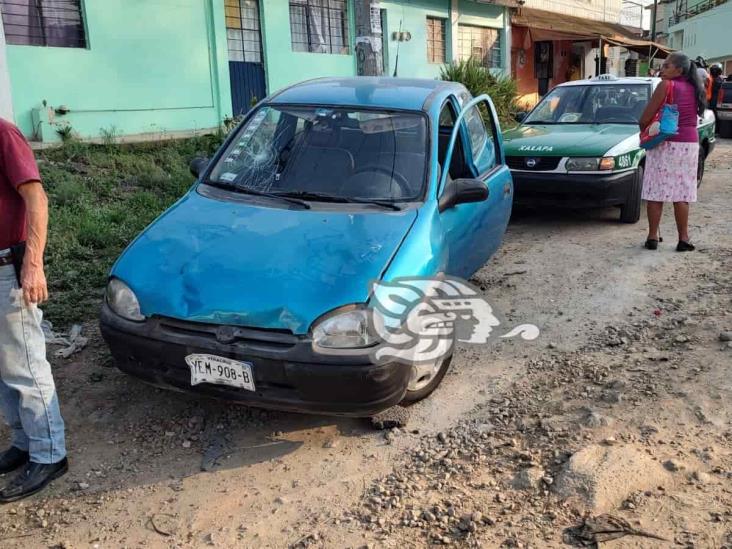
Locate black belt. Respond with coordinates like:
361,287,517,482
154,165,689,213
0,256,12,267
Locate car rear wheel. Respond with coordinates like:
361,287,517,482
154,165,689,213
619,165,643,224
697,145,706,188
401,354,452,405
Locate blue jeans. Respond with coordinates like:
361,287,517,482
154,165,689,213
0,258,66,464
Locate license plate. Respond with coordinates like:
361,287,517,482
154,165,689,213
185,354,255,391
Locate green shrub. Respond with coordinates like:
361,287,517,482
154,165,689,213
38,134,224,325
439,58,518,128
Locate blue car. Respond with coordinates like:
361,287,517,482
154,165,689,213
100,77,513,416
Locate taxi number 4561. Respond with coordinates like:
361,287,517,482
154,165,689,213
616,154,632,169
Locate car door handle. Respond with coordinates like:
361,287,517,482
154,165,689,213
503,183,511,196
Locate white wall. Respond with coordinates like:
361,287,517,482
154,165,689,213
669,2,732,63
523,0,623,22
0,22,14,121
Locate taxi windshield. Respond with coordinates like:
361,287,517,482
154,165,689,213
206,106,428,203
524,84,651,125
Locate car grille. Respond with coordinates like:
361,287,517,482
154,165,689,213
506,156,562,171
157,317,300,349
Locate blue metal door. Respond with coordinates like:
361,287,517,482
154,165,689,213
225,0,266,115
229,61,266,115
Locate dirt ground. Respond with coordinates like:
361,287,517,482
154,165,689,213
1,139,731,549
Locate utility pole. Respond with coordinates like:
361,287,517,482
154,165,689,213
355,0,384,76
651,0,658,41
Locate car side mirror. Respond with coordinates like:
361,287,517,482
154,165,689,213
438,178,489,212
190,157,210,178
513,111,528,123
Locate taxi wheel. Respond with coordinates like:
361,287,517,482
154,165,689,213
619,165,643,224
401,354,453,405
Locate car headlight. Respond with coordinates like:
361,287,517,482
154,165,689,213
566,157,615,171
106,278,144,321
311,306,379,350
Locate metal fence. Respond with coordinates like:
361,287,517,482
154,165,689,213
669,0,728,26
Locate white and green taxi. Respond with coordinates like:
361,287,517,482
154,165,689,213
504,75,716,223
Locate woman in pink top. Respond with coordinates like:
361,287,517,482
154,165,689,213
639,52,707,252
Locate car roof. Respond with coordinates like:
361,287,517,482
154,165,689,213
268,77,467,111
556,75,659,87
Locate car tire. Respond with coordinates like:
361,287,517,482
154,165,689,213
401,354,452,405
697,145,706,188
619,165,643,224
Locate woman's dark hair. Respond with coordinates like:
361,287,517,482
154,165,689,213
710,65,723,78
668,52,706,116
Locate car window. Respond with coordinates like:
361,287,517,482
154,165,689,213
465,105,487,159
465,104,499,173
437,102,473,182
524,84,651,124
439,105,455,128
207,106,429,202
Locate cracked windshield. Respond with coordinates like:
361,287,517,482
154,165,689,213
525,84,651,125
207,106,428,203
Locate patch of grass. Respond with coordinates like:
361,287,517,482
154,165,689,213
39,134,223,325
439,58,519,129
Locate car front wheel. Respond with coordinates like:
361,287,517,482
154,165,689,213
401,354,452,404
619,165,643,224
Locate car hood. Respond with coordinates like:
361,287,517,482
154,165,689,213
111,189,417,334
503,124,638,157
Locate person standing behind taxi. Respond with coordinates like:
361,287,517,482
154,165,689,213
639,52,706,252
0,117,68,502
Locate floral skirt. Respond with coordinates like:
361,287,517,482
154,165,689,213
641,140,698,203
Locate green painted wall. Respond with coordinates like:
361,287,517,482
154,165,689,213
7,0,232,141
258,0,507,91
260,0,357,94
381,0,452,80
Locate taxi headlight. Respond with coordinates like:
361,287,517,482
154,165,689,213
105,278,144,322
566,157,615,171
566,157,600,171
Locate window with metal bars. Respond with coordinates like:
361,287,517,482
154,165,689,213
426,17,446,64
289,0,349,55
457,24,502,69
1,0,85,48
225,0,262,63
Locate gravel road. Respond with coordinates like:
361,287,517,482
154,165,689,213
1,139,731,549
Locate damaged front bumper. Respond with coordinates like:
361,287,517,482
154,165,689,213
100,303,411,416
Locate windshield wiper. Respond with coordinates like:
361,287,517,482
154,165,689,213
275,190,403,211
204,180,311,209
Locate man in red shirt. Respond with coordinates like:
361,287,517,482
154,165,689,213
0,118,67,502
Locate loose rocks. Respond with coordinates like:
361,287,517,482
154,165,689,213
512,467,546,491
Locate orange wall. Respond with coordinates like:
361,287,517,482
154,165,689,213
511,27,574,109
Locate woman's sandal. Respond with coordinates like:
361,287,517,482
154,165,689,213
644,236,663,250
676,240,695,252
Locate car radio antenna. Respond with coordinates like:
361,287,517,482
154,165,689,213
393,18,402,77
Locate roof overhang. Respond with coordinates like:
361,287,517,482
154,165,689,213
510,7,674,57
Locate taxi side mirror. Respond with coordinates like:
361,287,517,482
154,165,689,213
514,111,528,123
